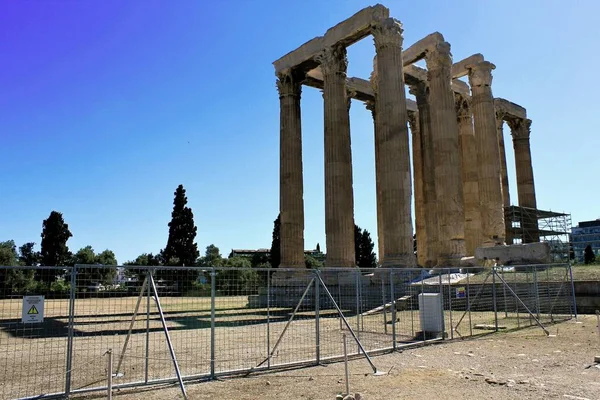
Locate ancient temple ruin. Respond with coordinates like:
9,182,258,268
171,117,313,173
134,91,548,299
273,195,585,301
273,4,540,268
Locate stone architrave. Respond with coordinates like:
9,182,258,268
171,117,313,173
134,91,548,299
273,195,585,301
365,99,384,261
371,18,416,267
276,70,305,268
409,81,438,267
507,117,540,243
496,112,513,244
425,42,466,265
467,61,505,246
455,94,482,256
407,110,426,266
317,44,356,268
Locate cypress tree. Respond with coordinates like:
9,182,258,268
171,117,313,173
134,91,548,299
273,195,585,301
39,211,72,283
269,214,281,268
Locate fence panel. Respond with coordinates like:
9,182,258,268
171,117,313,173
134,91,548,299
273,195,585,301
0,263,577,399
0,266,71,400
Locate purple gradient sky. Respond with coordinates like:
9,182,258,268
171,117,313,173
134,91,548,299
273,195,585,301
1,0,599,263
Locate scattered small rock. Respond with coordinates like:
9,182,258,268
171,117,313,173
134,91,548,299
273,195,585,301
343,395,355,400
336,395,344,400
507,379,516,387
308,376,314,381
266,381,271,386
485,377,498,385
519,380,530,384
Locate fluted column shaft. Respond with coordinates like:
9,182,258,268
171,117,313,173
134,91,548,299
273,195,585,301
408,111,427,266
372,18,415,267
366,100,384,262
277,70,305,268
411,82,438,267
456,94,482,256
468,61,505,246
319,45,355,268
508,118,539,243
496,114,512,244
425,42,466,265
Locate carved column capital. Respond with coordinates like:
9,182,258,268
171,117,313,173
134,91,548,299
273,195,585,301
346,89,356,111
455,93,471,119
467,61,496,88
496,110,507,131
425,42,453,71
407,110,419,135
365,99,376,116
317,44,348,77
276,69,302,98
371,17,404,51
408,81,429,105
507,117,532,140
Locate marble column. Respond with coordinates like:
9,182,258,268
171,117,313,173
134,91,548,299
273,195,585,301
455,94,482,256
372,18,416,267
276,69,305,268
425,42,466,265
408,110,427,266
507,117,540,243
496,112,512,244
467,61,505,246
410,81,438,267
318,44,356,268
366,100,384,262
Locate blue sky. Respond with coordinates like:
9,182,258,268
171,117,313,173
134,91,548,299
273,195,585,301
1,0,599,264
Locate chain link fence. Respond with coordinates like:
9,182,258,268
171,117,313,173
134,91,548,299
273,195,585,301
0,263,575,399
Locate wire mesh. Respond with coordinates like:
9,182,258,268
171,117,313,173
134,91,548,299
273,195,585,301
0,263,576,399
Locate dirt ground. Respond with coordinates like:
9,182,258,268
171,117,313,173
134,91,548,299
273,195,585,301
70,314,600,400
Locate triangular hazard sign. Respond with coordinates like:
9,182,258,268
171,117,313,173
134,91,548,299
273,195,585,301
28,305,38,315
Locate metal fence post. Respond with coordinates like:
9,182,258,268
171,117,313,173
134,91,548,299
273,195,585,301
65,266,76,396
355,270,360,354
145,268,151,383
568,264,578,320
210,268,216,379
492,267,498,332
390,269,397,350
447,272,453,340
439,273,445,339
314,270,320,365
267,269,271,369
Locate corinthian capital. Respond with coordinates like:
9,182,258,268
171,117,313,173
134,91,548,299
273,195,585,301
425,41,453,71
276,69,302,98
408,81,428,105
317,44,348,77
371,18,403,50
507,117,532,140
467,61,496,88
455,93,470,119
407,111,419,135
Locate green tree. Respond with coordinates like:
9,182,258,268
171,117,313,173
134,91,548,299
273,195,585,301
124,253,161,281
73,246,117,287
354,224,377,269
39,211,72,283
19,242,41,266
0,241,37,295
217,256,258,294
160,185,200,290
269,214,281,268
584,245,596,264
305,254,323,269
316,243,321,253
358,229,377,269
200,244,224,267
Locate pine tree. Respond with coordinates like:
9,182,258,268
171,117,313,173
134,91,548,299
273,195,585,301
160,185,200,290
269,214,281,268
39,211,73,283
354,224,362,267
584,245,596,264
358,229,377,269
316,243,321,253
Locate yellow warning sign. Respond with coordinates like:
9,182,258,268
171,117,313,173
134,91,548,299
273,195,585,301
22,295,44,323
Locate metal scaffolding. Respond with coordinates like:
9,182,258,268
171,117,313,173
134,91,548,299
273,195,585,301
505,206,572,262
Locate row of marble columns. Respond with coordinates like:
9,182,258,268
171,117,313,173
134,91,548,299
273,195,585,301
276,17,538,268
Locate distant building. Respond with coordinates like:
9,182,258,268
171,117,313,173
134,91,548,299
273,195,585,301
229,248,326,263
571,219,600,262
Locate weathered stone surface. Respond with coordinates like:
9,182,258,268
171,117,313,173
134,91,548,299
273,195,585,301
366,100,384,260
456,93,481,256
425,41,466,265
372,18,415,267
506,117,539,242
468,61,506,246
273,5,389,73
494,98,527,119
474,242,551,264
405,65,470,95
277,70,305,268
408,110,426,266
402,32,444,65
496,112,512,244
452,53,484,78
319,44,356,268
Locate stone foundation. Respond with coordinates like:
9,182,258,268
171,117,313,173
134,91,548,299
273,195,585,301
474,242,551,265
